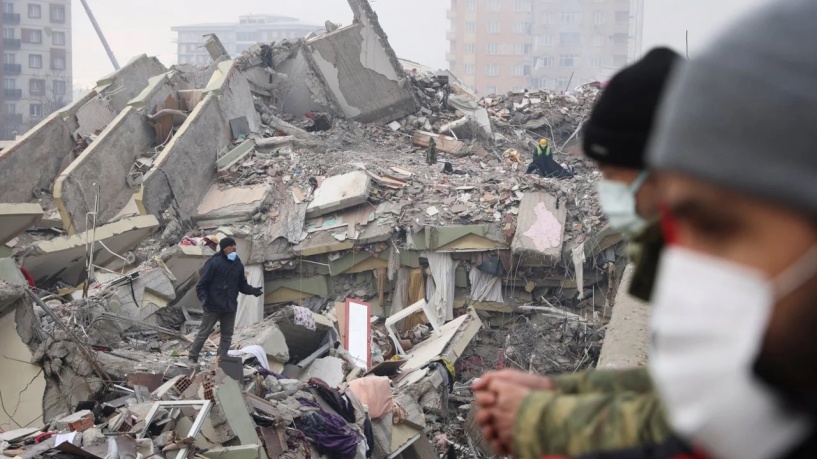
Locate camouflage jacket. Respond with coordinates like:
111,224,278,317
627,220,664,302
514,368,671,459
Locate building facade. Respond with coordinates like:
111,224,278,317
447,0,644,95
172,15,323,66
1,0,72,139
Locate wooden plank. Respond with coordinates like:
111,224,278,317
412,131,466,155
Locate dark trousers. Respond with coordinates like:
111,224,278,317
188,310,236,361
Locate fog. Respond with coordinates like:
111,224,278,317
72,0,775,92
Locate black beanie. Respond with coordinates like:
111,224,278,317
584,47,681,169
219,237,237,251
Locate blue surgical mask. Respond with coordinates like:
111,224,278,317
597,171,649,235
226,252,237,261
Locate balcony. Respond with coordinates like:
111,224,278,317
446,52,457,62
3,89,22,99
2,38,21,49
1,12,20,24
2,63,21,75
446,30,457,40
446,9,456,19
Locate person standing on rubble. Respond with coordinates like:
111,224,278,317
472,48,682,459
526,138,574,179
188,237,263,364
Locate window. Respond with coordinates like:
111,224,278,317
486,43,499,55
1,3,12,13
593,34,605,46
465,21,476,32
464,64,475,75
3,78,15,89
589,56,602,68
513,22,530,34
514,0,532,12
560,32,580,46
2,28,13,39
52,31,65,45
512,86,523,92
541,12,553,24
486,64,500,76
3,53,13,64
5,103,15,114
53,80,65,94
28,54,42,68
464,42,476,54
559,54,578,67
556,77,569,91
593,11,605,25
28,4,41,18
21,29,42,44
29,103,43,118
616,11,629,23
614,54,628,66
49,4,65,23
536,34,553,47
29,78,45,96
512,64,525,76
466,0,477,11
613,33,628,44
512,43,531,55
487,0,502,12
485,85,497,95
487,22,500,34
560,11,580,24
51,55,65,70
535,56,553,68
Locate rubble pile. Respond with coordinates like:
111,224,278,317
0,0,630,457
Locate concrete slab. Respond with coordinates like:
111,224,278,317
0,309,46,431
409,224,506,252
22,215,159,286
303,0,417,123
0,258,26,286
306,171,371,218
304,356,344,387
55,106,155,234
202,445,263,459
213,376,264,451
234,321,290,364
195,184,271,227
597,264,650,370
294,223,391,257
512,192,567,265
204,60,262,134
216,139,255,171
264,276,329,305
412,131,466,155
0,203,43,245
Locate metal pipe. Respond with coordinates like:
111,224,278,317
78,0,120,70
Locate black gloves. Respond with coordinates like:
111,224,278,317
251,287,263,297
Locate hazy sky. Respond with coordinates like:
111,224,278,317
72,0,774,91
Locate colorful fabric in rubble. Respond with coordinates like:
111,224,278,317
296,398,362,459
308,378,357,423
514,368,671,459
293,306,317,330
425,357,456,392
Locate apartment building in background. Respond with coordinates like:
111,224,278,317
1,0,72,140
172,14,323,66
447,0,644,95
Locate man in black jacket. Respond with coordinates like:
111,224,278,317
188,237,263,363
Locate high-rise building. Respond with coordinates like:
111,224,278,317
447,0,644,95
1,0,72,139
172,15,323,66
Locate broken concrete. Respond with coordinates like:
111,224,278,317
0,203,43,245
512,192,567,265
195,184,271,227
306,171,371,218
21,214,159,286
54,107,155,234
204,60,262,136
597,264,649,369
302,0,417,123
0,302,45,431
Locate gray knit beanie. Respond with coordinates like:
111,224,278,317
648,0,817,214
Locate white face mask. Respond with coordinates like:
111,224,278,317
597,171,649,235
650,246,817,459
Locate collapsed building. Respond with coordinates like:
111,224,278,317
0,1,633,458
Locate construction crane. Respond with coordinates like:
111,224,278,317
78,0,120,70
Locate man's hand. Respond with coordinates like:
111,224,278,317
251,287,263,297
474,379,532,456
472,369,555,392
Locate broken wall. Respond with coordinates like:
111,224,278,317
303,0,417,124
54,107,155,234
205,60,262,134
0,91,96,203
275,47,336,117
137,95,231,223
